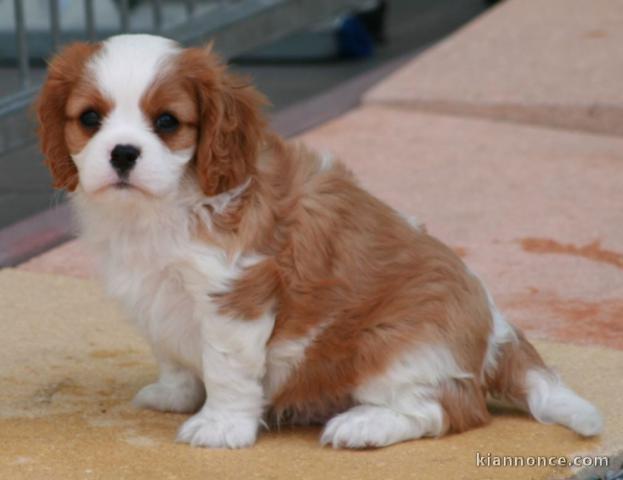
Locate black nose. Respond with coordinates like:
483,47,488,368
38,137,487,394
110,144,140,177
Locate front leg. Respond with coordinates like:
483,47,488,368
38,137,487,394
177,310,274,449
133,357,205,413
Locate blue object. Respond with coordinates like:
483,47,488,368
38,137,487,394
337,16,374,58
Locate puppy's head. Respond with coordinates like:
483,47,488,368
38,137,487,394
37,34,266,201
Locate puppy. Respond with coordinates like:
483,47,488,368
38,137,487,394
37,34,602,449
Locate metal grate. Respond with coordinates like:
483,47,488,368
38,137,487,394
0,0,366,157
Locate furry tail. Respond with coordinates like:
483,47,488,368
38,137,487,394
486,329,603,437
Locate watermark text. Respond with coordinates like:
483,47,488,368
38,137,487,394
475,452,609,469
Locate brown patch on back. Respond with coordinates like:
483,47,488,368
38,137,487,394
520,237,623,270
37,42,101,191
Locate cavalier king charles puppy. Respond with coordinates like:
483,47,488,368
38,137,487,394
36,34,602,449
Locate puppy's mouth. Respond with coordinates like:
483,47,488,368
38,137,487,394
93,180,151,197
114,180,133,190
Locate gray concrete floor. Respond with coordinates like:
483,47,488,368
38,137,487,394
0,0,486,230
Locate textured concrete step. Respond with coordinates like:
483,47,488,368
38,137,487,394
365,0,623,136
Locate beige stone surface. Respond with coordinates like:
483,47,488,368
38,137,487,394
365,0,623,136
1,269,621,480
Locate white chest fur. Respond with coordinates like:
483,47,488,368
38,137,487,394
74,193,258,376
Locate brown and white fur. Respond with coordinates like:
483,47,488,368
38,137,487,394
37,34,602,449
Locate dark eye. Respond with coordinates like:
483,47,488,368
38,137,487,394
79,110,101,129
154,113,179,133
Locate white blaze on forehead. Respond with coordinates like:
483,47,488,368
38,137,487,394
72,35,192,197
88,34,181,105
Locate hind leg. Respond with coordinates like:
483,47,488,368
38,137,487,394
320,345,491,448
321,400,445,448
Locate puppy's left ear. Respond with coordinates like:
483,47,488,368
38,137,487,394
36,42,100,191
181,46,268,196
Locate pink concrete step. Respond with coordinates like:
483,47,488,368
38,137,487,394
365,0,623,136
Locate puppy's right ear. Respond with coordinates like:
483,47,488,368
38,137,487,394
36,42,100,191
179,45,268,197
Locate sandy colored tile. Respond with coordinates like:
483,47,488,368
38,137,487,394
0,269,621,480
365,0,623,136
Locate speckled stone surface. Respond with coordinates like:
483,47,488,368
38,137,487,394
1,269,621,480
365,0,623,136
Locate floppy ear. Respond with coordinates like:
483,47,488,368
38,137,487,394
36,42,99,191
181,46,267,196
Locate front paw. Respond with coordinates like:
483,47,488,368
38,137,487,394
133,382,204,413
176,410,258,448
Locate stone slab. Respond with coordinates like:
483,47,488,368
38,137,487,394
1,269,621,480
365,0,623,136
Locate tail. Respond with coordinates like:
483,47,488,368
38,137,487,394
485,327,603,437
